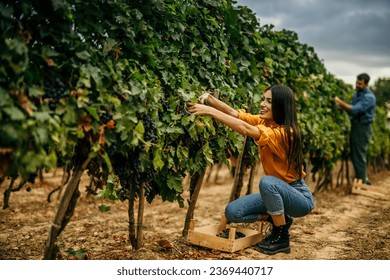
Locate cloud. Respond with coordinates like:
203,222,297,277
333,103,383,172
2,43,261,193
235,0,390,84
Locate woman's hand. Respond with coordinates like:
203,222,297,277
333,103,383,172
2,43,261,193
198,91,210,104
186,102,212,116
334,96,341,106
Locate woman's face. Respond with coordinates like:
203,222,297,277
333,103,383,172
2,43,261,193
260,89,273,120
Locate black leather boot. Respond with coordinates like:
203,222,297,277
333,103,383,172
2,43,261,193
254,216,292,254
254,224,290,255
255,215,292,249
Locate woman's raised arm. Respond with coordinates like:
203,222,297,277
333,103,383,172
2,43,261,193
199,92,239,118
187,103,260,140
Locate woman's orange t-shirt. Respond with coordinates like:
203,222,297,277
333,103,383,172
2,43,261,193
237,109,305,183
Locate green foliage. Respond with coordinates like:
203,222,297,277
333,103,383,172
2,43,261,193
65,247,86,259
1,0,389,206
98,204,111,213
372,77,390,107
255,26,354,173
368,106,390,160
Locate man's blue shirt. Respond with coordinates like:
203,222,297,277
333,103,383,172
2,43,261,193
349,87,376,124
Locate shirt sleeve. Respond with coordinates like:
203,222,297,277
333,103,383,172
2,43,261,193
238,109,286,158
350,93,376,116
237,109,263,126
255,125,287,159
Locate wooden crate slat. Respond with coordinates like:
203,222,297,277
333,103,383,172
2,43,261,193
187,222,263,253
352,185,386,199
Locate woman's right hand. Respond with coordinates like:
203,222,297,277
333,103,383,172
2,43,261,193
187,102,212,116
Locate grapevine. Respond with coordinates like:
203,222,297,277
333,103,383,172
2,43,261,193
0,0,388,258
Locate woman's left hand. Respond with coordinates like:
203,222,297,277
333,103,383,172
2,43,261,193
186,102,211,116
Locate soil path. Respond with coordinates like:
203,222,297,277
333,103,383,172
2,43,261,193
0,165,389,260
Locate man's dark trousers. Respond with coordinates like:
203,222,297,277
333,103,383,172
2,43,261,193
350,123,373,183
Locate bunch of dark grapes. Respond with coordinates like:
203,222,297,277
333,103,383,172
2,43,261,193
86,157,105,195
105,113,160,202
216,228,246,239
158,91,170,119
106,143,117,157
100,111,113,125
110,147,158,201
189,140,203,158
71,139,91,168
144,180,160,203
142,114,157,143
44,77,67,110
27,172,37,184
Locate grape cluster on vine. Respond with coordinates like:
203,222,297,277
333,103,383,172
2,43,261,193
106,113,159,202
142,114,157,143
43,77,67,110
100,111,113,125
189,140,203,158
106,143,117,157
27,172,37,184
109,147,159,202
86,157,106,195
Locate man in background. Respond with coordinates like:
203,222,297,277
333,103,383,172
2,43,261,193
334,73,376,185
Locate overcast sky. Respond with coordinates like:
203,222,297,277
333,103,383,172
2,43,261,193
235,0,390,86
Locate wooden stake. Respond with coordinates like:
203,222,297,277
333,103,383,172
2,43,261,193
43,157,91,259
182,171,206,237
128,188,137,249
135,184,145,250
229,136,247,202
217,214,227,233
345,157,351,194
3,176,15,209
246,163,257,195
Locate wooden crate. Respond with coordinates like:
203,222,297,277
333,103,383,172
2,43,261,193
186,217,263,253
351,179,387,199
352,184,386,199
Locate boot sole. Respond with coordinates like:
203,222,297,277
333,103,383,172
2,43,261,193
254,242,271,250
254,246,291,255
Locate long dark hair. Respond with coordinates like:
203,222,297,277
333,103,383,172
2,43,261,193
269,85,303,180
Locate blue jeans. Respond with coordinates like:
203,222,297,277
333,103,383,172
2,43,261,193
225,175,315,223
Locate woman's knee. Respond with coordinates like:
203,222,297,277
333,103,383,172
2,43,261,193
259,176,275,192
224,203,235,222
224,203,241,223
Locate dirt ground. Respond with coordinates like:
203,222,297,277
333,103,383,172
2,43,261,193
0,163,389,260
